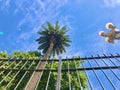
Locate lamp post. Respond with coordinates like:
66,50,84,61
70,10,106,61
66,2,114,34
99,23,120,44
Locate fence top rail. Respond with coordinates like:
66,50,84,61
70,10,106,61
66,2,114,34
0,53,120,61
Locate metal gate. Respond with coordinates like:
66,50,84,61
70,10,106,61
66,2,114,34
0,54,120,90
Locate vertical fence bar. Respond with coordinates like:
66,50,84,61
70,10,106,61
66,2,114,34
0,60,22,85
111,53,120,63
79,57,94,90
0,59,17,76
67,57,71,90
73,57,82,90
86,56,105,90
56,57,62,90
34,59,46,90
14,60,36,90
45,59,54,90
94,55,117,90
25,59,42,90
103,54,120,81
5,60,29,89
0,61,4,68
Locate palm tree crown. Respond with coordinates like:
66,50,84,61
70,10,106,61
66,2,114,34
36,21,71,57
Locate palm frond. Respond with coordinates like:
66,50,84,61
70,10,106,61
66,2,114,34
36,21,71,57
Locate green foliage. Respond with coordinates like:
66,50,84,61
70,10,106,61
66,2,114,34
0,51,88,90
37,58,88,90
36,21,71,57
0,51,8,58
0,50,40,90
9,50,41,59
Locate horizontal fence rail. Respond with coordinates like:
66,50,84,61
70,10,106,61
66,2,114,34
0,66,119,71
0,54,120,90
0,53,120,61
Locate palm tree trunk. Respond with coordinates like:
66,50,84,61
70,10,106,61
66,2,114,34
24,38,55,90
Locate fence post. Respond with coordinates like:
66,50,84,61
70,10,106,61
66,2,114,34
56,56,62,90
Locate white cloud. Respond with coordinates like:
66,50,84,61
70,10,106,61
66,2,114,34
104,0,120,7
0,0,11,13
36,0,45,9
15,0,69,27
0,0,72,52
18,27,38,40
1,0,69,27
60,46,85,58
21,42,38,52
5,0,11,6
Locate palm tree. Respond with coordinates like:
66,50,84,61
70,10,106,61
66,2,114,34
25,21,71,90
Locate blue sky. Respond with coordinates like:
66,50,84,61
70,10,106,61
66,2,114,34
0,0,120,89
0,0,120,56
